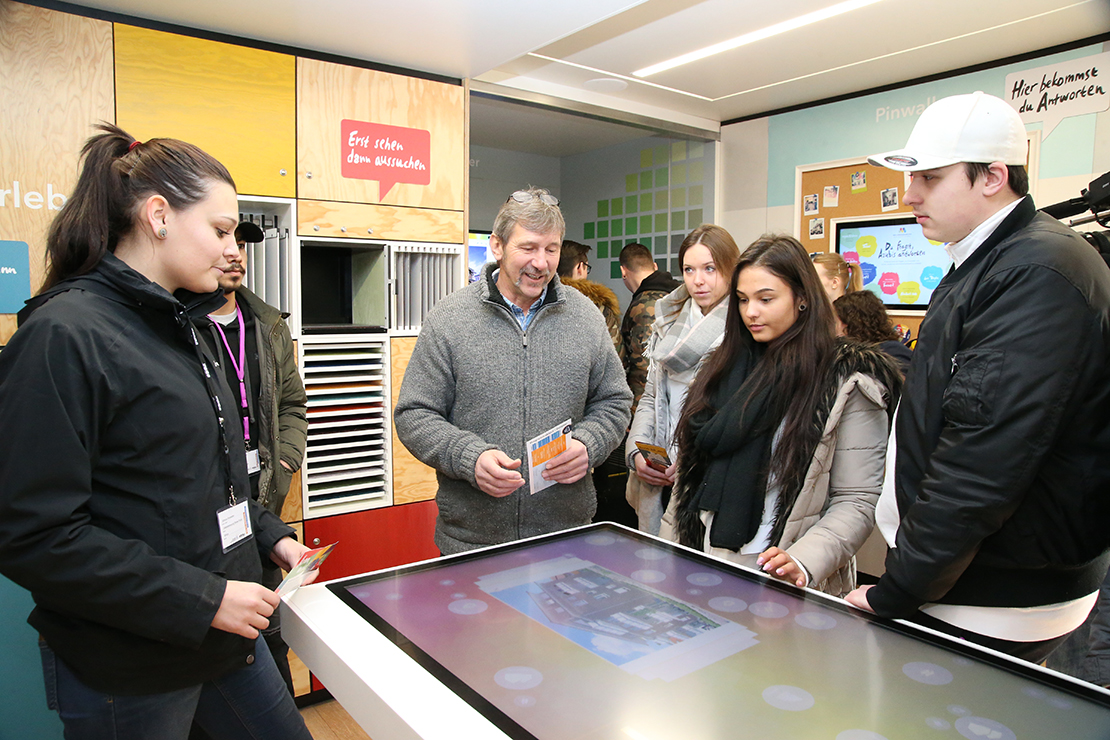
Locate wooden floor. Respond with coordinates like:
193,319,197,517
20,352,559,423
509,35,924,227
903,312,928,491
301,699,372,740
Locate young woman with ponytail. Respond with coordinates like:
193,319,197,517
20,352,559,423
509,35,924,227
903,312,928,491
0,124,312,740
812,251,863,301
665,235,902,596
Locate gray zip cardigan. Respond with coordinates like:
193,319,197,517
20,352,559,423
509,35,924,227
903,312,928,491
394,263,632,554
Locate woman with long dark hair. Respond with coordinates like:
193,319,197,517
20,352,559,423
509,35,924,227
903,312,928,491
0,125,312,739
625,224,740,534
666,234,902,596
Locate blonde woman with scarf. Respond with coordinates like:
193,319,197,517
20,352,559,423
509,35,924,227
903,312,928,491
626,225,740,534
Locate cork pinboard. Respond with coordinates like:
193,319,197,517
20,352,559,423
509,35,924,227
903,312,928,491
796,160,922,339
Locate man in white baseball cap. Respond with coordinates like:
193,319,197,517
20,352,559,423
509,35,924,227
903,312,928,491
846,91,1110,663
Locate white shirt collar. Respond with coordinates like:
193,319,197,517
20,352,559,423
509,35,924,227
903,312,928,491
943,197,1024,269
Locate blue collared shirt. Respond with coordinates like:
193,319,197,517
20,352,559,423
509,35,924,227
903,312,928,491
492,269,548,331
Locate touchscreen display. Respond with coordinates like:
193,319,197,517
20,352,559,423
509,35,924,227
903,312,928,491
332,525,1110,740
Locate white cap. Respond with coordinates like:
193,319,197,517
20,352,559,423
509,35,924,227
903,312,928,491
868,91,1028,171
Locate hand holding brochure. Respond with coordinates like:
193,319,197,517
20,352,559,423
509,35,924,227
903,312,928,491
526,419,573,494
276,542,337,597
635,441,671,472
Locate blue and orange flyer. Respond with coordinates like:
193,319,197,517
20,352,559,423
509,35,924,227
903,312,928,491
526,419,572,494
276,542,337,597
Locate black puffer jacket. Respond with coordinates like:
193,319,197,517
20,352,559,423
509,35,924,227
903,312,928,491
869,197,1110,618
0,254,293,694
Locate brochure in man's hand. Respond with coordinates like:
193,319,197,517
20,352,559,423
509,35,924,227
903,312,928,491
526,419,573,494
635,442,671,472
276,542,337,597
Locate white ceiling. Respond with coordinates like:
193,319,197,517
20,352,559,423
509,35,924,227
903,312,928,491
60,0,1110,156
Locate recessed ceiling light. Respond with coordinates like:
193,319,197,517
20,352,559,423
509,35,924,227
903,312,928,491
583,77,629,93
633,0,886,78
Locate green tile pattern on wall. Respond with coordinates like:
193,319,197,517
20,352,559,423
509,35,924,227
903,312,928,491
610,261,623,279
584,222,595,240
588,138,713,294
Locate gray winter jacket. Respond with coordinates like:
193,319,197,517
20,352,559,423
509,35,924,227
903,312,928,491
394,263,632,554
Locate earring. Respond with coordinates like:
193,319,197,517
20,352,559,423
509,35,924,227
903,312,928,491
158,228,167,239
799,303,807,311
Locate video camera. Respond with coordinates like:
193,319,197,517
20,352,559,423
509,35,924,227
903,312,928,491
1040,171,1110,261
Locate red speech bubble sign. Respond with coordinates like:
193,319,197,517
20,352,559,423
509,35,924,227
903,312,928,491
341,119,431,198
879,272,900,294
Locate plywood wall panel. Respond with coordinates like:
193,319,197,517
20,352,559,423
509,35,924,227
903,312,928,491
0,1,114,303
298,199,463,243
297,58,464,211
390,336,438,505
114,25,296,198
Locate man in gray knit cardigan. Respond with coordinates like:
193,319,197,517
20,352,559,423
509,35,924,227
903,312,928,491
395,188,632,555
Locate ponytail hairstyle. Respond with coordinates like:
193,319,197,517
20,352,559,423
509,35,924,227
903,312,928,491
678,234,836,509
669,223,741,317
811,251,862,295
42,123,235,291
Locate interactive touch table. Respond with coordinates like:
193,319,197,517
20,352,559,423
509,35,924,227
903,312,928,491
282,523,1110,739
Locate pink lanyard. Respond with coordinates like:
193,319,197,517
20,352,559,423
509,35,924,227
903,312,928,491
210,305,251,445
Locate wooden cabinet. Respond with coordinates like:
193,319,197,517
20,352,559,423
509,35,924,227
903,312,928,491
298,198,464,243
301,500,439,583
0,2,114,336
390,336,439,504
296,58,465,210
114,25,296,198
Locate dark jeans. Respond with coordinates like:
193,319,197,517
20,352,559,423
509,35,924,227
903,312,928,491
907,610,1070,665
40,636,311,740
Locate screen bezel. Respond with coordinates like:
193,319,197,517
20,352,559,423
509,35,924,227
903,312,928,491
327,523,1110,740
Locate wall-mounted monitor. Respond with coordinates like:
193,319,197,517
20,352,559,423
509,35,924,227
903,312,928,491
468,231,493,283
832,213,952,312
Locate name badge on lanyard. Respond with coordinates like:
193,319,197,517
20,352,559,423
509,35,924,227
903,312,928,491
217,500,253,553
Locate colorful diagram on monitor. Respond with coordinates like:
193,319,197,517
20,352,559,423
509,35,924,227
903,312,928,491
837,218,952,309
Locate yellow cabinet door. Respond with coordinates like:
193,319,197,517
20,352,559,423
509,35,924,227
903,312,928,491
297,58,464,211
0,2,114,341
114,25,296,198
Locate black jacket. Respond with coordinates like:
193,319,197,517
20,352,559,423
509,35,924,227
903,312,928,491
869,197,1110,617
0,254,294,694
